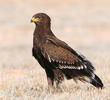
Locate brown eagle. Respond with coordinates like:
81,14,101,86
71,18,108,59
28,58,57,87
31,13,103,90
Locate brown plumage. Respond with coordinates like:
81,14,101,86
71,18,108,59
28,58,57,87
31,13,103,90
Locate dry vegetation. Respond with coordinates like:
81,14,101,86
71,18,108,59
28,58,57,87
0,0,110,100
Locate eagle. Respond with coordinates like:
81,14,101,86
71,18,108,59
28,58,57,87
31,13,103,91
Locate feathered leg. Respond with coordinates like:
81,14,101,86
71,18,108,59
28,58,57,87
53,69,64,92
45,68,54,92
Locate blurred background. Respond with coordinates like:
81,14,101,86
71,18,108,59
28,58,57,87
0,0,110,99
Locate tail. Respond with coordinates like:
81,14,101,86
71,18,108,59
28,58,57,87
90,74,103,89
84,74,103,89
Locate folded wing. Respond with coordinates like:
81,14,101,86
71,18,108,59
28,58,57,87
41,39,89,70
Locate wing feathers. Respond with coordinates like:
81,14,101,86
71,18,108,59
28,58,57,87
41,39,94,72
59,65,87,70
41,43,80,65
47,53,51,62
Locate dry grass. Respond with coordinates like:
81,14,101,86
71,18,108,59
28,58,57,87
0,0,110,100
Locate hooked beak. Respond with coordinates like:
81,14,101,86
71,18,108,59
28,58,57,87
30,17,40,23
30,19,33,23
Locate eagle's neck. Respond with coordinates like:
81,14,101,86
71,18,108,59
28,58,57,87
33,23,55,46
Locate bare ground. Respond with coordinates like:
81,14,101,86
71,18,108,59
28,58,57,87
0,0,110,100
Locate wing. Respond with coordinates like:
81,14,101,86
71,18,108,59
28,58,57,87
48,37,95,71
40,38,91,70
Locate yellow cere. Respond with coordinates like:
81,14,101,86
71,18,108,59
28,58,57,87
32,17,35,20
32,17,40,22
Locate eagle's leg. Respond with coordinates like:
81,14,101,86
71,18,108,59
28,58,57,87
53,69,64,92
45,68,54,92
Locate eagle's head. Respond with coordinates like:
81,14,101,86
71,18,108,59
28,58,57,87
31,13,51,25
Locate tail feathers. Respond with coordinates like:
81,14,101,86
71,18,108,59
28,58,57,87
90,75,103,89
84,74,103,89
